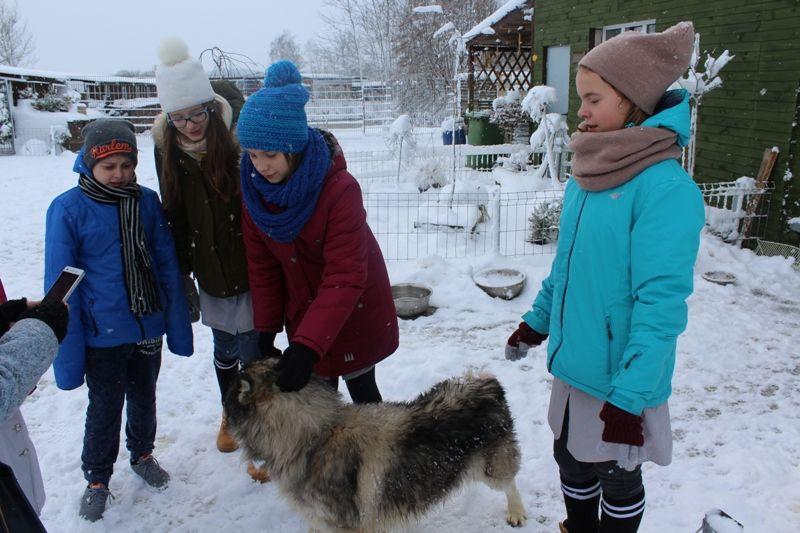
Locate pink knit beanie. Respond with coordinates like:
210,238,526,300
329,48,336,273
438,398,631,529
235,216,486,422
579,21,695,114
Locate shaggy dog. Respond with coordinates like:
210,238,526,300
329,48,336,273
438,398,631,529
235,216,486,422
224,359,527,532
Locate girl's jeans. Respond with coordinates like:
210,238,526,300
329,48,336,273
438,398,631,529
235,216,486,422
211,329,261,369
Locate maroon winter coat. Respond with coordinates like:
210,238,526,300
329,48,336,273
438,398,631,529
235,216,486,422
242,141,399,378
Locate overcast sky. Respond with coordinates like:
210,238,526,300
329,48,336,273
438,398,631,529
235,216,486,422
19,0,329,75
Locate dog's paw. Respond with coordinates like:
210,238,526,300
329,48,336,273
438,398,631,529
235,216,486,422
506,510,527,528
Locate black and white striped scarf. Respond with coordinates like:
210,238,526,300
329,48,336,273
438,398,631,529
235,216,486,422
78,173,162,316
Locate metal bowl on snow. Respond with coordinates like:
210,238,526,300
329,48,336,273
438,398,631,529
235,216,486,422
473,268,526,300
391,283,432,319
702,270,737,286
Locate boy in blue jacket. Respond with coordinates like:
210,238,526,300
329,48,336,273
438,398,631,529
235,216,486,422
505,23,705,533
44,119,193,522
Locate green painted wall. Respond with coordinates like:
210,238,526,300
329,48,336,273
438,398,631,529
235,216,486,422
533,0,800,245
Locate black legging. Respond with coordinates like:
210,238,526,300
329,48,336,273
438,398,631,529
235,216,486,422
554,405,644,501
326,367,382,404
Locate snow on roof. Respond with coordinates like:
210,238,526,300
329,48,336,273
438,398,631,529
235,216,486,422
463,0,528,43
413,5,443,14
0,64,155,84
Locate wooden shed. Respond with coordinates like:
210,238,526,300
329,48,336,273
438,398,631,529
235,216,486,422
531,0,800,245
463,0,534,112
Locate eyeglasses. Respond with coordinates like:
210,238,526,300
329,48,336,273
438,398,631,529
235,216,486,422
168,107,210,129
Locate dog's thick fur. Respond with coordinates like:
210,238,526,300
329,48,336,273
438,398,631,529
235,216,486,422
224,360,527,532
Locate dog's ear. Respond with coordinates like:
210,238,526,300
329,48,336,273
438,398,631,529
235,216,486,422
237,375,255,404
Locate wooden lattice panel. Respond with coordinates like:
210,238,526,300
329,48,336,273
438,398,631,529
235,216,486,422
467,47,533,110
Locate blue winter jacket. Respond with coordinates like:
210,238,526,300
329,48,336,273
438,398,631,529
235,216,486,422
523,90,705,415
45,176,193,390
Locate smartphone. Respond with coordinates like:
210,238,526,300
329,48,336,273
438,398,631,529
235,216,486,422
43,266,85,304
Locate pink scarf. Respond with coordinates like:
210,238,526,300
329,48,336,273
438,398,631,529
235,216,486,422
570,126,682,192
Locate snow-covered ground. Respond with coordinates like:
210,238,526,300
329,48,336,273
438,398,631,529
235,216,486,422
1,132,799,532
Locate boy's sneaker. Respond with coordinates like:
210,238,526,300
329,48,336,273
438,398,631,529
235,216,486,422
130,454,170,489
78,483,111,522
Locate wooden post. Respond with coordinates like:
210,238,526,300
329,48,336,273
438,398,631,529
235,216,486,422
738,147,778,246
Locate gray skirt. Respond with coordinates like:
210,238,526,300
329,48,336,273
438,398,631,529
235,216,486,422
198,288,255,335
548,377,673,468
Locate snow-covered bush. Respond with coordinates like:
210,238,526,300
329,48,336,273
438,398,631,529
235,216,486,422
17,86,36,100
677,32,734,177
495,150,531,172
50,125,71,154
527,199,562,244
490,90,527,143
521,86,556,123
529,113,567,151
522,85,568,185
413,157,449,192
387,114,417,184
0,93,13,142
387,114,416,153
31,90,73,112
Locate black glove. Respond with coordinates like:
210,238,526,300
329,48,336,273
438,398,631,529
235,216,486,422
258,332,282,359
275,342,319,392
18,301,69,343
182,275,200,323
0,298,28,336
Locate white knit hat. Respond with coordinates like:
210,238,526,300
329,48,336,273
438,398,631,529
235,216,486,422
155,37,215,113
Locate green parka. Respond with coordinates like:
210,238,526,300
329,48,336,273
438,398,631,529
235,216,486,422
153,83,249,298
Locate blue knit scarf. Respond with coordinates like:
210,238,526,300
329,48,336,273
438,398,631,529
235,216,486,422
241,128,331,243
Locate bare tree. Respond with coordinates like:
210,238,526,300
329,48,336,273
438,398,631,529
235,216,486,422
305,35,358,76
269,30,305,70
317,0,404,81
0,0,35,67
393,0,496,122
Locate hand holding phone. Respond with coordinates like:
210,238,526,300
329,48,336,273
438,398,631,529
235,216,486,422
43,267,85,304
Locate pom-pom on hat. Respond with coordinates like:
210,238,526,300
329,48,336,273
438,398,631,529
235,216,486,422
237,60,310,154
579,21,695,115
155,37,215,113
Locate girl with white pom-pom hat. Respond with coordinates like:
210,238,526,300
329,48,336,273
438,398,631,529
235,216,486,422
152,37,268,482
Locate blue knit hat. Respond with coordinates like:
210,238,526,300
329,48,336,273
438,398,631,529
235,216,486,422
237,60,309,154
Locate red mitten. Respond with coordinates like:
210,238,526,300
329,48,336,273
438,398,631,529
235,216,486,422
599,402,644,446
505,322,548,361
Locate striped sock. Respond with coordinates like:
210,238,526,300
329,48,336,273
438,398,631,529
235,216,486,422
560,477,601,533
600,489,645,532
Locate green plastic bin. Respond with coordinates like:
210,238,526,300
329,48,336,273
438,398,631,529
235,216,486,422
464,111,505,169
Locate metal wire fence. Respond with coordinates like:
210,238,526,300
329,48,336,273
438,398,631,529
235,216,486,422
361,179,773,261
2,73,398,155
363,190,563,260
699,181,773,244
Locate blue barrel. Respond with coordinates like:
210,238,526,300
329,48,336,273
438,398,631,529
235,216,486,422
442,127,466,145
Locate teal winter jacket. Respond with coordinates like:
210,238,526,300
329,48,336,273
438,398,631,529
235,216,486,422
524,90,705,415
